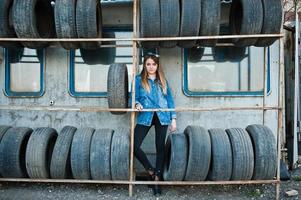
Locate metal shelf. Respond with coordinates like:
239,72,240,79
0,0,285,199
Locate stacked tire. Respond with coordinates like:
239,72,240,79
163,124,277,181
140,0,221,49
55,0,102,50
53,126,130,180
0,1,282,49
0,126,30,178
0,0,103,50
229,0,282,47
0,125,130,181
0,127,58,178
0,124,278,181
12,0,55,49
0,0,283,67
210,0,282,60
140,0,282,50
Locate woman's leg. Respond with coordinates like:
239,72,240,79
134,124,154,172
153,113,168,178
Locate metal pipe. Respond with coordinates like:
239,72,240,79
0,34,283,42
92,44,132,48
54,43,238,48
215,43,236,46
0,105,281,112
0,178,279,185
263,47,267,125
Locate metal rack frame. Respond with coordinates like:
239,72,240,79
0,0,285,199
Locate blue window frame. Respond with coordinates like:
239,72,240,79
69,28,134,97
4,48,44,97
183,46,271,97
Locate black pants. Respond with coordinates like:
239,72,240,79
134,112,168,177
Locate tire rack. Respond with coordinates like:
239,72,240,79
0,0,284,199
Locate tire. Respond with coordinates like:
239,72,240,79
111,128,130,180
0,0,22,48
255,0,283,47
212,46,247,62
184,126,210,181
50,126,77,179
0,125,11,177
26,127,58,178
107,63,129,115
7,47,24,63
36,49,44,63
76,0,102,49
0,127,32,178
163,133,188,181
212,47,228,62
198,0,220,47
229,0,263,46
90,129,113,180
71,128,95,179
208,129,232,181
246,124,277,180
226,128,254,180
12,0,55,49
140,0,160,49
54,0,79,50
227,47,247,62
178,0,202,48
80,32,116,65
0,126,11,141
187,47,205,63
160,0,180,48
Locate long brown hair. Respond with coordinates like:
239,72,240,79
140,55,167,95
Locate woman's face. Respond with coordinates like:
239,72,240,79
145,58,158,76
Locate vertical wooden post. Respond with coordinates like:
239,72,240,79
276,32,285,200
129,0,139,197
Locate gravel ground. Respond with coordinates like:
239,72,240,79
0,167,301,200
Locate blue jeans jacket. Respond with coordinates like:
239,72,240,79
130,75,177,126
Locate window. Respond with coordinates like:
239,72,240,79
183,46,270,96
5,48,44,97
69,30,134,97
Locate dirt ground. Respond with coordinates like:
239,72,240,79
0,167,301,200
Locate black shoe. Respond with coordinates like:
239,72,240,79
152,172,163,196
147,173,155,189
152,184,162,196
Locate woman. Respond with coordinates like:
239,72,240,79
133,55,177,195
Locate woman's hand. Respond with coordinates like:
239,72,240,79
135,103,143,111
169,119,177,133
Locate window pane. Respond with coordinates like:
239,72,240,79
74,64,108,92
187,46,264,93
9,48,41,92
73,31,133,93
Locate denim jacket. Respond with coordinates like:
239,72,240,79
130,75,177,126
